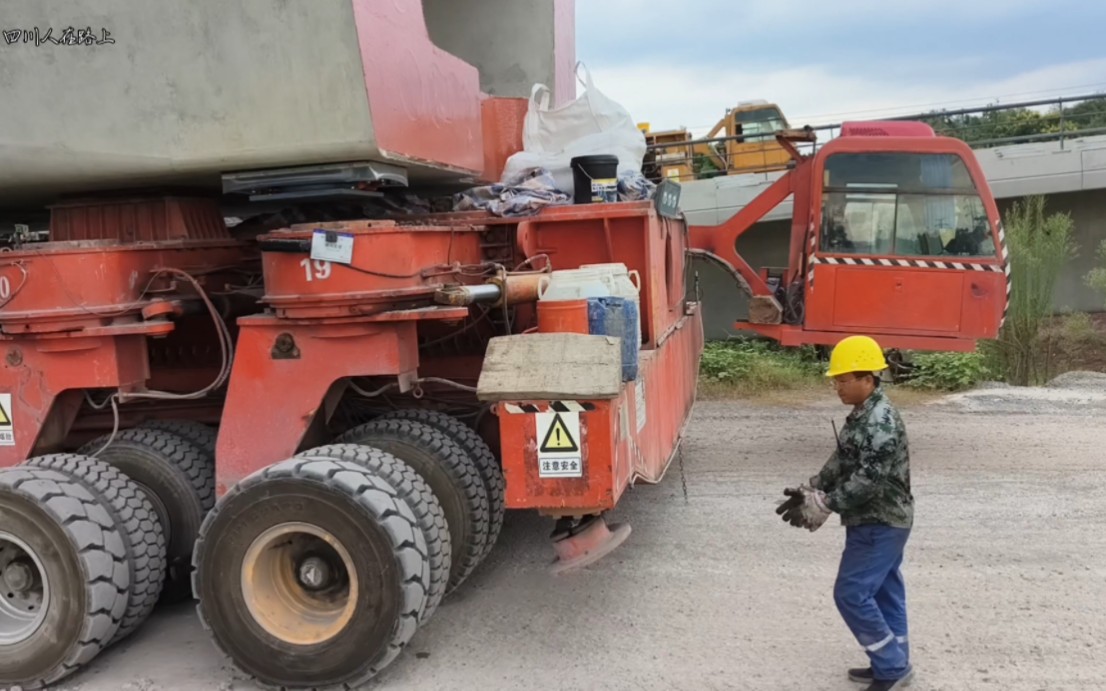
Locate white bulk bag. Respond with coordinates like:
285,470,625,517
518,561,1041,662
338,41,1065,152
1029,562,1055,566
501,63,646,199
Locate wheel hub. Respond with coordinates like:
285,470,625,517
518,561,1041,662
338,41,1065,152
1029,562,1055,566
297,555,332,591
0,532,49,645
3,560,33,593
241,522,358,646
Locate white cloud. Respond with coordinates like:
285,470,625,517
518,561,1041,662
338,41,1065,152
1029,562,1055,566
577,0,1086,57
581,57,1106,136
723,0,1065,23
580,0,1077,34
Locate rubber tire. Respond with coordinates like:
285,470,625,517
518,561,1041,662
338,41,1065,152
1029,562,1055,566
24,454,167,644
80,428,214,603
336,418,489,593
375,409,505,562
296,443,451,623
0,466,129,690
140,419,217,457
192,457,429,689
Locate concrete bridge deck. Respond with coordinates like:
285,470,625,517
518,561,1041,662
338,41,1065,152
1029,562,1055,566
681,133,1106,225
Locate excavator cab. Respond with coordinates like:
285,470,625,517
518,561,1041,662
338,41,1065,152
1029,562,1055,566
721,101,793,172
641,101,795,182
689,121,1009,353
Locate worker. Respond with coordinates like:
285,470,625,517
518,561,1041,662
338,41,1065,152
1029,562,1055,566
775,335,914,691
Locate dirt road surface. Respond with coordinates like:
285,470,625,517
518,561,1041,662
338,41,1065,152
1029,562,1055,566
55,382,1106,691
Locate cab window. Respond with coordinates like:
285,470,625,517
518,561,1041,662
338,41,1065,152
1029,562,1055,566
733,107,787,142
820,153,996,258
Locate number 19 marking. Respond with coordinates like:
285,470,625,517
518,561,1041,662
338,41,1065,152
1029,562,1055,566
299,259,332,282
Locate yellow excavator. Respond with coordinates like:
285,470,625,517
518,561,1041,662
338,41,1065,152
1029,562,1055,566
639,100,792,181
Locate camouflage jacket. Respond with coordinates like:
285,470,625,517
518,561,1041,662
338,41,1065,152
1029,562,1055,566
810,387,914,529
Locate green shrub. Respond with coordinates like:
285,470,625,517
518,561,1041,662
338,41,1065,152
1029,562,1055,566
1060,311,1096,342
1084,239,1106,308
982,196,1076,386
901,351,994,391
699,339,823,392
1036,311,1106,377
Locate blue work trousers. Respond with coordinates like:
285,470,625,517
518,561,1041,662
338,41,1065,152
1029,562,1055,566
834,524,912,681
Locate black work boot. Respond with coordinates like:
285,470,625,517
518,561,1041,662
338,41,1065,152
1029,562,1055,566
862,668,914,690
848,666,873,683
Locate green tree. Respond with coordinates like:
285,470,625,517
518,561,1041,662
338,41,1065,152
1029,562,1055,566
923,96,1106,146
1062,98,1106,131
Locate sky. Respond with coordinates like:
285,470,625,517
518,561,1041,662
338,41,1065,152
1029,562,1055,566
575,0,1106,136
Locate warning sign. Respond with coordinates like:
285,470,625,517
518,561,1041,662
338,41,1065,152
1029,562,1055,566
535,411,582,478
0,393,13,447
540,414,578,453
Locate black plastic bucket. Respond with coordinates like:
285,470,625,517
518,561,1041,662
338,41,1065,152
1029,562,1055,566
570,155,619,204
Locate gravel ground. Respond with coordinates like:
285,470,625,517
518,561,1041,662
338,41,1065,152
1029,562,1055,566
53,378,1106,691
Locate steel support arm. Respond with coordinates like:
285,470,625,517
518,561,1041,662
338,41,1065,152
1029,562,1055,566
687,171,795,297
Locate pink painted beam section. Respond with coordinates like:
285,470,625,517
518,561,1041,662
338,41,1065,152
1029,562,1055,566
352,0,485,173
553,0,577,106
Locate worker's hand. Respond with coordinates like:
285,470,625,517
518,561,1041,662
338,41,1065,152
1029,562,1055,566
775,487,807,528
799,485,833,532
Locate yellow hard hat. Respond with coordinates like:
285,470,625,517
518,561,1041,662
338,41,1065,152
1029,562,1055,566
825,335,889,378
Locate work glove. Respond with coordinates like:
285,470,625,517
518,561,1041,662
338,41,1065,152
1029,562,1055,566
775,485,833,531
775,487,807,528
798,485,833,532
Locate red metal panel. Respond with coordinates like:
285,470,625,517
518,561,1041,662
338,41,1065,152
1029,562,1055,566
840,122,935,137
804,263,1005,342
0,195,253,459
259,221,485,319
214,318,419,494
497,307,703,515
734,323,983,353
688,171,794,298
49,197,231,242
786,164,814,286
499,402,616,514
627,308,704,484
516,202,680,347
0,243,243,334
0,334,150,466
481,98,528,183
495,202,702,514
831,267,965,333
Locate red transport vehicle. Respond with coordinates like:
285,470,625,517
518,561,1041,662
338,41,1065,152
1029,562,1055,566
0,2,1006,689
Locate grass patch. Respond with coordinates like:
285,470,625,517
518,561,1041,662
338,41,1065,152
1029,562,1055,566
878,386,946,408
695,339,951,407
696,311,1106,405
698,339,824,398
696,338,1000,404
898,351,994,392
